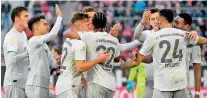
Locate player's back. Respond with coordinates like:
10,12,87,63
149,28,196,91
56,38,83,95
78,32,120,91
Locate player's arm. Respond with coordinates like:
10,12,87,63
119,40,141,52
63,29,80,40
196,36,207,45
192,46,202,97
29,5,62,47
5,36,28,63
40,4,62,44
142,53,153,63
127,36,154,68
74,41,109,72
8,51,28,63
134,10,151,40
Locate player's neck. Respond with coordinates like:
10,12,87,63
72,26,80,32
13,23,24,32
160,23,172,29
33,31,42,36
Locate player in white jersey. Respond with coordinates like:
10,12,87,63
55,12,110,98
125,9,207,98
25,4,62,98
64,12,121,98
125,8,159,98
174,13,201,98
78,6,142,98
3,6,29,98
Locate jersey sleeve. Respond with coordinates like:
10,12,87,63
5,35,18,52
74,41,87,60
138,31,149,43
119,40,141,52
185,32,199,46
192,46,202,64
28,16,62,48
134,23,145,40
139,35,155,56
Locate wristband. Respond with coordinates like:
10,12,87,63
195,91,200,96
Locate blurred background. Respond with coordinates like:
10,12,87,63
1,1,207,98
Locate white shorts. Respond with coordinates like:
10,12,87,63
4,86,26,98
25,85,49,98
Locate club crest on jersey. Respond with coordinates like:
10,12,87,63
80,46,85,51
9,37,15,44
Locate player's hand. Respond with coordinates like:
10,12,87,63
132,48,139,61
81,75,87,88
119,59,125,71
186,30,198,40
109,23,120,37
98,51,110,63
194,95,200,98
126,81,133,93
140,9,151,25
55,4,62,17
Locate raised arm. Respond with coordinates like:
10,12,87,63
119,40,141,52
41,4,62,44
134,10,151,40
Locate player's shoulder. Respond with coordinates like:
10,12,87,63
142,30,152,34
28,36,39,43
70,39,86,46
5,28,17,39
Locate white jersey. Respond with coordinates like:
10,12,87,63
56,38,86,95
78,32,120,91
3,28,28,89
186,45,201,85
26,16,62,88
138,30,155,86
139,28,199,91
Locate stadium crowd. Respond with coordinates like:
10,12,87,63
1,1,207,62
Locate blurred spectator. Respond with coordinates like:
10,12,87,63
51,48,62,65
1,1,11,31
1,0,207,62
133,1,146,15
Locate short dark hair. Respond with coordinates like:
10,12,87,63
11,6,28,22
28,15,46,31
178,13,192,27
82,6,96,13
159,9,174,23
92,12,107,31
53,48,62,55
71,12,89,24
150,8,159,14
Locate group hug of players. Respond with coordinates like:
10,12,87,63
3,4,207,98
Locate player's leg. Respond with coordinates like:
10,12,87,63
25,85,49,98
174,88,190,98
153,88,172,98
86,83,105,98
4,86,26,98
142,86,154,98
